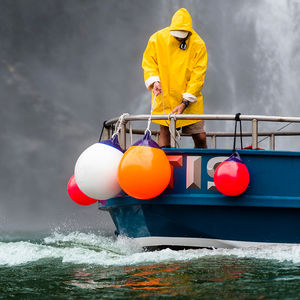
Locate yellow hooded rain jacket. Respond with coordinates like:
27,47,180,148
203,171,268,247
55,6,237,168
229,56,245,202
142,8,207,128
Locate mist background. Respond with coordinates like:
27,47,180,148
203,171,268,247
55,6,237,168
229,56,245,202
1,0,300,233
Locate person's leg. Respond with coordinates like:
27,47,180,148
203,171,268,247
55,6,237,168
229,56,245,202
182,121,207,148
159,125,171,147
192,132,207,148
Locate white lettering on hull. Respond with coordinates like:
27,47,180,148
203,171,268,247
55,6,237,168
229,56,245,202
167,155,228,191
186,156,202,189
207,156,228,190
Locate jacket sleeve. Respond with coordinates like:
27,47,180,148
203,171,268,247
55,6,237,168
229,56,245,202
142,35,160,90
184,43,207,99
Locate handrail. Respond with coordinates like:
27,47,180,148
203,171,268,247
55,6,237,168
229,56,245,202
103,114,300,150
105,114,300,126
122,128,300,137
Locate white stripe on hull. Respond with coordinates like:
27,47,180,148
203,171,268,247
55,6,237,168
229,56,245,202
134,236,299,249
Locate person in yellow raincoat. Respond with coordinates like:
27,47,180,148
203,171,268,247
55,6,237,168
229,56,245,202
142,8,207,148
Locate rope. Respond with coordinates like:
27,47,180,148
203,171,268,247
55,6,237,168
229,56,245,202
112,113,129,139
161,91,180,147
145,94,157,135
147,90,180,147
233,113,243,152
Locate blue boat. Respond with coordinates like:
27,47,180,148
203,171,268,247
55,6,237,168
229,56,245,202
99,114,300,249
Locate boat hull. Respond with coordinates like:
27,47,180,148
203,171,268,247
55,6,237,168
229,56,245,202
107,204,300,248
99,149,300,248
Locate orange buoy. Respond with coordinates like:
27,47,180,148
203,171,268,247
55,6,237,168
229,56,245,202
118,131,171,200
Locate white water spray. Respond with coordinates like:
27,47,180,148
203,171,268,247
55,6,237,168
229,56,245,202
1,232,300,267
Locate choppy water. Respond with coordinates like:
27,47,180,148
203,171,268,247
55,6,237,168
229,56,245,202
1,232,300,299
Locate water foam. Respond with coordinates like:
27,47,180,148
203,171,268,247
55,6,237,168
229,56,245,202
1,232,300,267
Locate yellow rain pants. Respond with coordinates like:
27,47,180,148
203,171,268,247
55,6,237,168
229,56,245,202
142,8,207,128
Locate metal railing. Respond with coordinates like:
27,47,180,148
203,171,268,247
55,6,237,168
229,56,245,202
103,114,300,150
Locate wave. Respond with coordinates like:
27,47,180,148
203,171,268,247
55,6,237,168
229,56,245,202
1,231,300,267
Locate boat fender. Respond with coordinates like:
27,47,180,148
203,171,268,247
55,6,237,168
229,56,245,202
118,131,171,200
214,151,250,196
67,174,97,205
74,135,124,200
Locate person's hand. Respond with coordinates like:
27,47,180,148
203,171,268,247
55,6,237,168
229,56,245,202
153,81,162,96
171,103,186,114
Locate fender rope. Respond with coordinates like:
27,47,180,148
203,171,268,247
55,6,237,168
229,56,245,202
233,113,243,152
112,113,129,139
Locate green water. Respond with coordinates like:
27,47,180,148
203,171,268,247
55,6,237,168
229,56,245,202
1,232,300,299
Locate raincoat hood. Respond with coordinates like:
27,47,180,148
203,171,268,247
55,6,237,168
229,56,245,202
170,8,193,33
